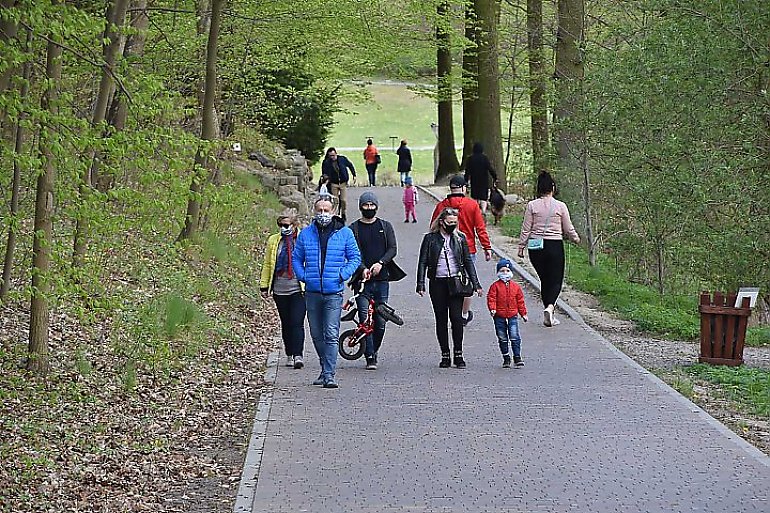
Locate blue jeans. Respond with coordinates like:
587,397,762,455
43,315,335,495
355,280,389,358
494,316,521,358
305,292,344,380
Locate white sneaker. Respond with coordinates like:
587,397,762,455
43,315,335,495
552,317,561,326
543,309,552,327
285,355,294,367
293,355,304,369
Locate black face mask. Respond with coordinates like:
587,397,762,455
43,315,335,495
361,208,377,219
443,223,457,233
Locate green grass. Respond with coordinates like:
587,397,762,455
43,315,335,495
685,364,770,417
327,81,531,185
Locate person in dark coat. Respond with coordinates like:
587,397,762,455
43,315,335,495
416,207,483,369
464,142,498,216
396,139,412,187
321,147,356,222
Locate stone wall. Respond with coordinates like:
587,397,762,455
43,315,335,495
237,149,315,218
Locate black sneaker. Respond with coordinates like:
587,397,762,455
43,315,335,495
312,374,325,386
454,355,466,368
412,219,417,223
502,355,512,368
462,311,474,326
365,356,377,370
404,219,410,223
439,355,451,368
514,356,524,367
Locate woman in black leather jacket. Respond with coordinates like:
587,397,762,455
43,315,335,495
416,207,482,368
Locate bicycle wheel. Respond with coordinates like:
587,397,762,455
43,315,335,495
338,329,366,360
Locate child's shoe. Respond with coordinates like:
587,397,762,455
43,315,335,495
514,356,524,367
453,352,466,368
439,353,451,368
404,219,410,223
502,355,512,368
412,219,417,223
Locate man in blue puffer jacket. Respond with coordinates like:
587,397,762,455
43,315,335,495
293,196,361,388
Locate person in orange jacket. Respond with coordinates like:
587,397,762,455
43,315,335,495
487,259,528,368
431,175,492,326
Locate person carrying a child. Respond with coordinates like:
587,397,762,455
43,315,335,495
402,177,418,223
487,258,528,368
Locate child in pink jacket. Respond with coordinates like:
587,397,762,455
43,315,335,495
403,177,418,223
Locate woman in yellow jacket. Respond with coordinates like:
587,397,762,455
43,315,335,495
260,213,306,369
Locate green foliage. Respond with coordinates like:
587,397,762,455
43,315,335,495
685,364,770,418
566,0,770,314
746,327,770,348
222,58,338,162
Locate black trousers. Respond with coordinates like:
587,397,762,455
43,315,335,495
365,163,378,186
428,278,465,355
528,239,565,308
273,292,306,356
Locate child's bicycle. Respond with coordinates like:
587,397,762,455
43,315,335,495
338,275,404,360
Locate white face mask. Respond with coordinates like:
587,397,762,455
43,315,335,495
280,226,294,236
314,212,333,227
497,270,513,282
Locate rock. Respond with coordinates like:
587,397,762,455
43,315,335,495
248,151,274,167
274,157,291,171
280,191,309,216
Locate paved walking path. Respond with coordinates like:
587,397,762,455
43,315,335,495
238,186,770,513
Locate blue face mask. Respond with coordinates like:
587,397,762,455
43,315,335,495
314,212,333,227
497,270,513,283
280,226,294,236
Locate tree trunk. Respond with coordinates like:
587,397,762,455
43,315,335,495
476,0,505,192
1,29,31,301
461,1,481,169
179,0,224,241
28,24,63,376
101,0,149,192
553,0,584,170
0,0,19,94
579,132,596,266
435,0,460,184
73,0,130,266
527,0,550,176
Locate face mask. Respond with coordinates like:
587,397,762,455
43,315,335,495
280,226,294,236
497,270,513,282
361,208,377,219
315,212,333,227
443,222,457,233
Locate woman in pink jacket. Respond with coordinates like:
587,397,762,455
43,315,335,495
517,172,580,327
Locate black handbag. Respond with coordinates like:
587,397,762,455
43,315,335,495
447,272,474,297
444,244,474,297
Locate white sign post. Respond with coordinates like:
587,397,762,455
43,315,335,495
735,287,760,308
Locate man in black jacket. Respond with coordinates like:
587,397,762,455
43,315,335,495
322,147,356,222
349,191,405,370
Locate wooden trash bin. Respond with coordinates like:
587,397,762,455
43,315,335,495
698,291,751,366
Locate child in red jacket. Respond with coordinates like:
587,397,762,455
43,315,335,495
487,259,528,367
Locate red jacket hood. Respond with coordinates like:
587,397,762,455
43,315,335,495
432,194,491,254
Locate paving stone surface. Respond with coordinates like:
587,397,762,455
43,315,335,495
248,186,770,513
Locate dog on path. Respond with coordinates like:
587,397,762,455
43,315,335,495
489,185,506,225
